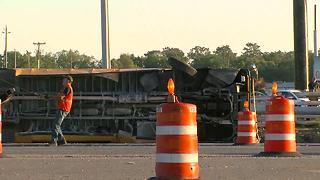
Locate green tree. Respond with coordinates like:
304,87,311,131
55,50,96,68
144,50,169,68
132,56,145,68
0,46,304,83
242,42,263,57
213,45,236,68
112,54,136,69
188,46,226,68
7,51,23,68
187,46,211,60
233,42,264,69
260,51,295,82
41,52,58,68
111,58,120,68
162,47,188,63
56,50,78,68
191,54,224,69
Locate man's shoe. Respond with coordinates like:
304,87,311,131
48,141,58,147
58,139,67,146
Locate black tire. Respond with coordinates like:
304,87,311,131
168,57,197,77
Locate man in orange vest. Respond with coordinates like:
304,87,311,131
50,75,73,146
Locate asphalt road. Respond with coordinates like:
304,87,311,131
0,143,320,180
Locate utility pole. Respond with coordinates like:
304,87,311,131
2,25,11,68
14,49,17,68
101,0,111,69
313,4,319,81
70,56,73,68
293,0,309,90
33,42,46,69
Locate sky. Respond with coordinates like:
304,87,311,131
0,0,319,60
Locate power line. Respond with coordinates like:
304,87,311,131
33,42,46,69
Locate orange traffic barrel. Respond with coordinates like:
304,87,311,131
155,103,199,180
258,95,301,157
235,108,259,145
0,100,2,156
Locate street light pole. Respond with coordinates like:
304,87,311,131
2,25,11,68
101,0,111,69
107,0,111,69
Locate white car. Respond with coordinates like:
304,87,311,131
255,91,267,97
276,89,310,105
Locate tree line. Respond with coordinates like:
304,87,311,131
0,50,99,69
0,43,315,82
112,43,303,82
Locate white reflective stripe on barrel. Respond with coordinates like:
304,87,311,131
156,153,198,163
289,100,294,105
237,132,257,137
265,133,296,140
238,121,256,125
265,114,295,122
156,126,197,135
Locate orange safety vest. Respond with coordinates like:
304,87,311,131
58,83,73,112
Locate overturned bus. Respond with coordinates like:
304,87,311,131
0,58,253,143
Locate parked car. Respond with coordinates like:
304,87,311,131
276,89,310,105
255,91,267,97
